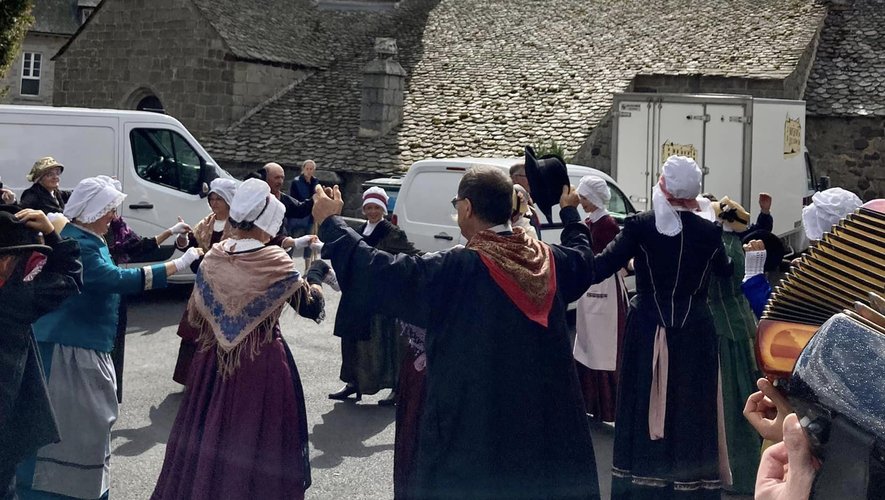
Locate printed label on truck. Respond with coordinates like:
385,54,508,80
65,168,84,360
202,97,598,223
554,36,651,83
784,116,801,158
661,141,698,161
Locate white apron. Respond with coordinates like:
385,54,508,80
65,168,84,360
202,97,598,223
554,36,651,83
574,273,624,371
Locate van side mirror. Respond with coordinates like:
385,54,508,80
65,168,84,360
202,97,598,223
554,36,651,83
817,176,830,192
199,182,209,198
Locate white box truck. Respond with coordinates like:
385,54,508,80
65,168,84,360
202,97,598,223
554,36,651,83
0,105,233,281
611,93,816,254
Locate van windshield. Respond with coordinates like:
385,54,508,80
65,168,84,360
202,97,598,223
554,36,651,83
130,128,203,194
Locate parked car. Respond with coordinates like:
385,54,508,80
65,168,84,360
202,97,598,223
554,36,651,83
392,157,637,253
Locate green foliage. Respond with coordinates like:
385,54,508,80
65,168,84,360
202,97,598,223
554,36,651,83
0,0,34,80
531,138,568,161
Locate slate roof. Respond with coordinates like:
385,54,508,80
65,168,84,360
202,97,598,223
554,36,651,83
805,0,885,117
30,0,80,35
190,0,331,68
204,0,827,175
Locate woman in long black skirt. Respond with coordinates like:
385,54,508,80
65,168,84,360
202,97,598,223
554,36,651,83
588,155,733,499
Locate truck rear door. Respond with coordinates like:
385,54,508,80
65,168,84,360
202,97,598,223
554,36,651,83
613,99,653,211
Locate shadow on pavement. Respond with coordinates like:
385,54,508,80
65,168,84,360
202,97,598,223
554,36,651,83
309,402,395,469
125,285,192,336
112,391,184,457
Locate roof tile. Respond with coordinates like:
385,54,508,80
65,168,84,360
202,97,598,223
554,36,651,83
205,0,826,174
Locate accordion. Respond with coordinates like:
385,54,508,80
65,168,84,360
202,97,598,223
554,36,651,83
755,207,885,379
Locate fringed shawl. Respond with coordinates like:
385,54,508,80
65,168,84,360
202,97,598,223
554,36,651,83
467,227,557,327
188,244,305,378
193,213,231,251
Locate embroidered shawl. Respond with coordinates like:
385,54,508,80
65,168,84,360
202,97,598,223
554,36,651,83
467,227,557,327
188,244,305,378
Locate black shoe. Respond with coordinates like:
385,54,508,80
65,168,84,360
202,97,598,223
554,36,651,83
377,391,397,406
328,384,361,401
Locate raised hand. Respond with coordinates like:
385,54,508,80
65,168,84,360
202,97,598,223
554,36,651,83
559,185,580,209
312,184,344,225
759,192,772,214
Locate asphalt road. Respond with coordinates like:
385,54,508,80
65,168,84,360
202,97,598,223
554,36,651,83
112,281,617,499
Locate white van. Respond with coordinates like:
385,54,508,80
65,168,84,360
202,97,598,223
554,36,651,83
0,105,232,281
392,158,637,253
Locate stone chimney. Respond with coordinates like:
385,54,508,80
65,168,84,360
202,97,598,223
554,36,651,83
359,38,406,138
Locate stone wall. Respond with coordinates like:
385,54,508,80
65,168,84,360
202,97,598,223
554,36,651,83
571,110,613,174
0,33,68,105
232,62,310,122
53,0,234,138
806,116,884,200
632,74,798,100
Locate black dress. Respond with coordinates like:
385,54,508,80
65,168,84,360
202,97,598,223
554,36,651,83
333,220,421,395
320,208,601,499
589,211,732,499
0,232,81,492
19,184,70,214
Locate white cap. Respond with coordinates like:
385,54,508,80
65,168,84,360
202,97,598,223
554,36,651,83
209,178,238,206
63,176,126,223
651,156,709,236
362,186,389,214
229,178,285,237
802,187,862,241
576,175,611,210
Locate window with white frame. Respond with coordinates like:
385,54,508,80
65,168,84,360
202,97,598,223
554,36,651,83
20,52,41,96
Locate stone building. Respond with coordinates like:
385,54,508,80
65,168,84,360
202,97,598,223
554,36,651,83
0,0,93,105
51,0,882,205
199,0,827,205
804,0,885,200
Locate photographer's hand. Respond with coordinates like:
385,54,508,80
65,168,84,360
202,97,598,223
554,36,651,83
755,413,818,500
743,378,793,442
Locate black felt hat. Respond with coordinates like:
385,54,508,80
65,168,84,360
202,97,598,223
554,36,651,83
524,145,569,222
742,229,785,272
0,205,52,255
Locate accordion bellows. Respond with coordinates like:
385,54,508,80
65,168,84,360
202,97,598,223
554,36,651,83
756,207,885,379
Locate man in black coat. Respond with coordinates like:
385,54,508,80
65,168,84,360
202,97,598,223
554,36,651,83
314,167,600,499
0,207,82,499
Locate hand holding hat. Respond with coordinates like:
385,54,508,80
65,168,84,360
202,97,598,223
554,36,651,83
559,185,580,209
524,145,569,222
0,206,52,255
16,209,55,235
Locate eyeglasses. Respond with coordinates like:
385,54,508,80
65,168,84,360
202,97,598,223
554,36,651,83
451,196,465,209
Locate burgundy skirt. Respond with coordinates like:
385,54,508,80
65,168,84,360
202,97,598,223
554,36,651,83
393,348,427,500
172,308,199,386
152,326,310,500
577,291,627,422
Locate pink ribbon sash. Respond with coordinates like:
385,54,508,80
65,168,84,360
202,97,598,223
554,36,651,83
649,325,669,440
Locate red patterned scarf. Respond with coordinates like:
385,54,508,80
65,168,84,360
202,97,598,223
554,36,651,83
467,227,556,327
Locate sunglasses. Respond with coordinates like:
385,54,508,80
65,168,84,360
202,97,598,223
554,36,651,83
451,196,465,209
